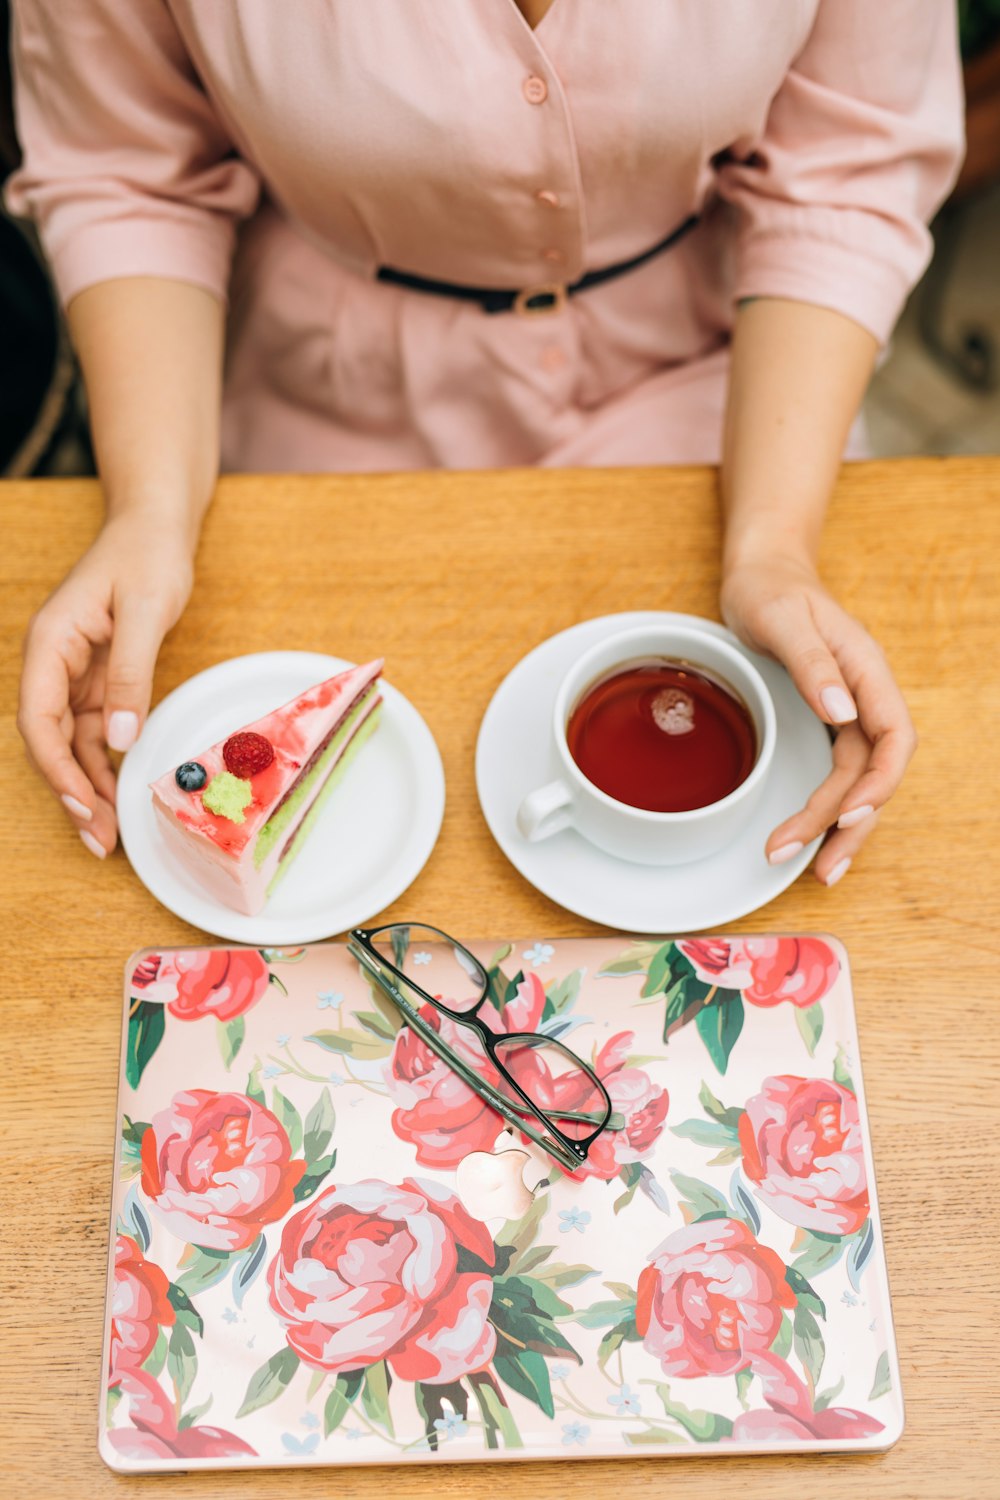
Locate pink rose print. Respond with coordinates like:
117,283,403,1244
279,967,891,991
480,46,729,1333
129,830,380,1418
268,1176,497,1383
739,1075,869,1236
140,1089,306,1251
526,1030,668,1182
385,972,547,1168
108,1369,257,1461
729,1351,884,1441
109,1235,175,1380
131,948,271,1022
636,1217,796,1378
677,938,839,1009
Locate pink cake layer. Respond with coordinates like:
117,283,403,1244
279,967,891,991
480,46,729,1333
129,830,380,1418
150,659,382,914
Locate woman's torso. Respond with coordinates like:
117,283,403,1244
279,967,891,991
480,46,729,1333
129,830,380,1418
165,1,819,469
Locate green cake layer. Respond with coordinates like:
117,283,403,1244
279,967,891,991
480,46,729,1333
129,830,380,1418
254,689,378,869
266,705,382,894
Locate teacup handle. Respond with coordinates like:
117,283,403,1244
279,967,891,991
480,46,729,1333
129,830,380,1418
517,780,574,842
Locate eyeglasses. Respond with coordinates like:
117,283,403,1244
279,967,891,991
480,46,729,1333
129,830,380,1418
347,923,613,1173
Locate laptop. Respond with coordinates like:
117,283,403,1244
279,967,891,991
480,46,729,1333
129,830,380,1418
101,931,902,1470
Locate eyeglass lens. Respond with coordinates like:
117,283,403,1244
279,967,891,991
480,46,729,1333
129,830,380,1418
368,923,488,1017
369,925,607,1140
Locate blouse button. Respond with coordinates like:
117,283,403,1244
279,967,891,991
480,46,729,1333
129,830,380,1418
523,75,549,105
543,247,565,265
536,189,561,208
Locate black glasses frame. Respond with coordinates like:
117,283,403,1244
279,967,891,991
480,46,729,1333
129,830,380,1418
347,922,613,1173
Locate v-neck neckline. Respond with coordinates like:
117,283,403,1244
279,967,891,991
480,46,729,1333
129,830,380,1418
506,0,560,39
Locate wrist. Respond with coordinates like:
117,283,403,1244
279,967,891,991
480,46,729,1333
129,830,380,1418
721,515,820,580
103,482,211,561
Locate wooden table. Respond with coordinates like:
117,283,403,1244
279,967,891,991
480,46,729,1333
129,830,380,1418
2,460,998,1500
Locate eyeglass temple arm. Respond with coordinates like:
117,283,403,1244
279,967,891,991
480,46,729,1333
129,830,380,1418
348,939,588,1170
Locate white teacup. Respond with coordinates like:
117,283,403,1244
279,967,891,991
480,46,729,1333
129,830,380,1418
516,622,776,866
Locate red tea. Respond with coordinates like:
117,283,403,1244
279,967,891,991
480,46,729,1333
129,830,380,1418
566,658,757,813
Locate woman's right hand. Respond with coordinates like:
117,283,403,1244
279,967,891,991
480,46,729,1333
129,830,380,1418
18,513,195,856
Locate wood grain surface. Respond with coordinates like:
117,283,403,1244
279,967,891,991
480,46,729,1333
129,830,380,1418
1,459,998,1499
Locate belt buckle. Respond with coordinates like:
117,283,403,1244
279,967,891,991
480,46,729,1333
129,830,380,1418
513,282,567,317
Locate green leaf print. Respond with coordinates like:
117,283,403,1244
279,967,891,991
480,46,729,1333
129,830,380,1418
271,1089,303,1155
670,1171,732,1223
303,1087,336,1160
166,1282,204,1337
490,1274,581,1360
833,1044,856,1093
292,1150,337,1204
792,1304,825,1395
869,1350,892,1400
167,1322,197,1406
305,1028,393,1061
493,1348,554,1418
237,1345,301,1418
323,1369,364,1436
361,1360,394,1436
216,1016,245,1071
126,1000,165,1089
653,1385,735,1442
468,1371,523,1450
794,1002,824,1057
694,995,744,1075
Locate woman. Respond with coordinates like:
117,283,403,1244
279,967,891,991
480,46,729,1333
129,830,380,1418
8,1,962,878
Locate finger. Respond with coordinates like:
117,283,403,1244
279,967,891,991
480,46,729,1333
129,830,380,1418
103,590,167,752
74,791,118,859
829,630,918,824
75,709,120,811
766,723,870,862
812,808,880,887
18,621,98,819
753,597,858,727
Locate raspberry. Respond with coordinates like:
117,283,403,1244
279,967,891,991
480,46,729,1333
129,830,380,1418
223,731,274,777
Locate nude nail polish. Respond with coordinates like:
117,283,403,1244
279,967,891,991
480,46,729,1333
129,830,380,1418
837,804,874,830
61,793,93,821
825,856,851,886
108,710,139,752
768,840,804,865
820,686,857,725
80,829,106,859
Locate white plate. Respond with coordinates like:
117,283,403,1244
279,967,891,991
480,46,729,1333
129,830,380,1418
475,611,833,932
118,652,445,944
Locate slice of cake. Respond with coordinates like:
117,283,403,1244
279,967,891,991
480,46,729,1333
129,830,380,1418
150,660,383,915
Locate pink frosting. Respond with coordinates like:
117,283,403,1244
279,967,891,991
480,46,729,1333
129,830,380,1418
150,659,382,858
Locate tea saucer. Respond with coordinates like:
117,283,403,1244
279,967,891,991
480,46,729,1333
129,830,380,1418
118,651,445,944
475,612,833,933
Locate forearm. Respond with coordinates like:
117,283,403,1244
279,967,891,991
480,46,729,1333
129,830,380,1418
721,298,878,572
68,276,226,556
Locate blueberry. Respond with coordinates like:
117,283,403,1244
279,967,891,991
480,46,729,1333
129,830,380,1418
175,761,208,792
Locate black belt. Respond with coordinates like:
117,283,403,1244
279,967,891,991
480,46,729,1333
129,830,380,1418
376,213,699,315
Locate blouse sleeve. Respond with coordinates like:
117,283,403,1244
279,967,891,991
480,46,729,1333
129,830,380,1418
4,0,259,306
715,0,965,344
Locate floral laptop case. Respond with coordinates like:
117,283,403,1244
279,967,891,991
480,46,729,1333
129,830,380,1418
101,933,903,1472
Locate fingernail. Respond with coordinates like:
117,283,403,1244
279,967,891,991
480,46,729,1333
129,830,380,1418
837,803,874,830
107,710,139,752
820,686,857,724
825,856,851,887
61,793,93,821
768,840,804,866
80,829,106,859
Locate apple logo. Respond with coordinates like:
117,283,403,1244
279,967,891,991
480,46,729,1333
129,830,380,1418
455,1137,551,1220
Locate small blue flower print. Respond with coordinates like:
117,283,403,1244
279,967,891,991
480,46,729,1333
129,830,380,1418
523,942,554,968
550,1363,571,1382
327,1072,344,1087
413,951,432,966
433,1412,468,1441
562,1421,590,1446
558,1206,591,1234
607,1384,642,1416
281,1432,319,1456
262,1064,282,1079
841,1290,859,1308
300,1413,320,1430
317,990,344,1010
276,1033,291,1046
221,1308,239,1325
345,1427,363,1441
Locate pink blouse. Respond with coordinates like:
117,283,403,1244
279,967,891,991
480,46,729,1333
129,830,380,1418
7,1,963,470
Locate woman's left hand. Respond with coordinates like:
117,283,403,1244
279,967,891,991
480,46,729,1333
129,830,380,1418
719,553,917,885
